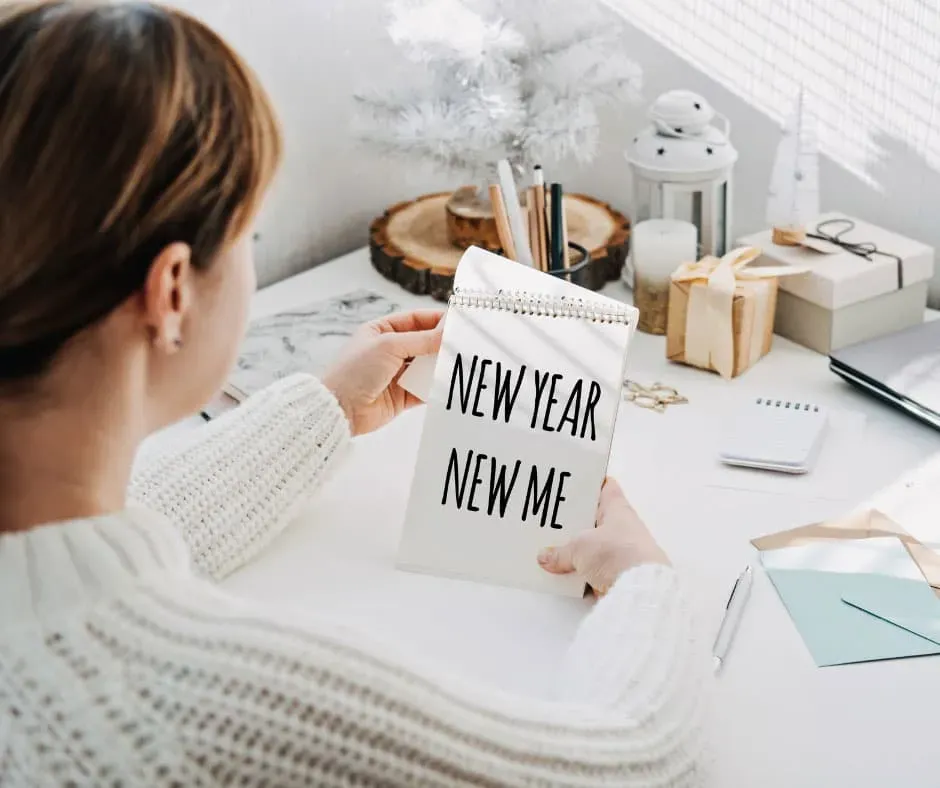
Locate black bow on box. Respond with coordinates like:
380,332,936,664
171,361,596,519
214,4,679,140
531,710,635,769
807,218,905,289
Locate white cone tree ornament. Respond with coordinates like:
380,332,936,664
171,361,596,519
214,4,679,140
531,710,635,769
766,88,821,246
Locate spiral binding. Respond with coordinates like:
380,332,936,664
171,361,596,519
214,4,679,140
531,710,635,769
755,397,820,413
448,287,633,326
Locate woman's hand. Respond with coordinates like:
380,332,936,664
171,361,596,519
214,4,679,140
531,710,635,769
322,309,444,436
537,477,669,596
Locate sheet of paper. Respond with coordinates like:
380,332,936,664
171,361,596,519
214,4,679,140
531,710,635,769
397,248,637,596
398,353,436,403
761,537,940,666
228,290,398,398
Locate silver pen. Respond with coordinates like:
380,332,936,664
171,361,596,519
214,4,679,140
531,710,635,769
712,565,754,674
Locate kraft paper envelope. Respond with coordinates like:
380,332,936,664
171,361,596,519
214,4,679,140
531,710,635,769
752,508,940,597
761,537,940,666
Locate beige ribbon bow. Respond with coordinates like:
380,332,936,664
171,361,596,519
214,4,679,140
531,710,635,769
671,247,808,379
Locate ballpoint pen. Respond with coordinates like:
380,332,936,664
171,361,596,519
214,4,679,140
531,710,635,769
712,564,754,674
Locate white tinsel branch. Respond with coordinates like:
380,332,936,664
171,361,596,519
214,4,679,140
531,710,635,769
352,93,524,179
387,0,525,68
521,92,600,166
528,27,642,104
353,0,643,180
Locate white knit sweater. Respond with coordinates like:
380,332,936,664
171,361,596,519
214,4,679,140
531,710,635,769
0,374,711,786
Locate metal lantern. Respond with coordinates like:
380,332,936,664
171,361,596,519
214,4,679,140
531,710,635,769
624,90,738,280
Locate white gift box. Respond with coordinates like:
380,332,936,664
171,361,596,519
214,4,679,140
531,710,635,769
736,214,934,354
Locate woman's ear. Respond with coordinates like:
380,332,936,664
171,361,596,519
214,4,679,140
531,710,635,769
142,242,193,353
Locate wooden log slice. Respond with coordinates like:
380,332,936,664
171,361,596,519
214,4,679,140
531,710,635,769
370,191,630,302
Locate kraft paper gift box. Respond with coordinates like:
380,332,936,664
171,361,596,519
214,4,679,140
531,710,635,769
666,246,805,379
737,214,935,354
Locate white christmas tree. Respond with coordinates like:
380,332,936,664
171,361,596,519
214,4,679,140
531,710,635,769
353,0,643,190
766,88,820,237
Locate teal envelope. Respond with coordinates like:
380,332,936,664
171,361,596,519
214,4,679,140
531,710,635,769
843,583,940,646
762,537,940,666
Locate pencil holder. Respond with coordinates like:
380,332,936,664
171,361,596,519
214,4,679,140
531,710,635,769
545,242,592,285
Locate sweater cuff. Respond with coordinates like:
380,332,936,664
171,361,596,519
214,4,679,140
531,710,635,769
129,374,351,580
192,374,351,578
558,563,691,705
239,373,350,450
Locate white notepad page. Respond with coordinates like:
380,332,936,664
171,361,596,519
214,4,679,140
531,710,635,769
397,248,637,597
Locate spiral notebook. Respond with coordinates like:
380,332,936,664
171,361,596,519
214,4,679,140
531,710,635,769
397,247,638,597
718,397,830,474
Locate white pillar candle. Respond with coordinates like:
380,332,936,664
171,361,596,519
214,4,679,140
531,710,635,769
630,219,698,334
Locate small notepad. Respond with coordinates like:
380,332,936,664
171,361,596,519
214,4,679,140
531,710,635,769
718,397,829,474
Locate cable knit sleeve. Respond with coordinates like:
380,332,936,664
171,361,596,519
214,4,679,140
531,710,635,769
128,374,349,580
132,563,712,786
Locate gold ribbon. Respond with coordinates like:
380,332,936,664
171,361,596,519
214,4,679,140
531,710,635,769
671,247,808,379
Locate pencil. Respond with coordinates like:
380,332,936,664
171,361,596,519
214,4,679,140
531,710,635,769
489,183,517,260
550,183,564,272
533,166,548,272
526,187,539,269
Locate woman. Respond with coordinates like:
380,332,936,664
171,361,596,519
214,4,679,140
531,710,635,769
0,2,711,785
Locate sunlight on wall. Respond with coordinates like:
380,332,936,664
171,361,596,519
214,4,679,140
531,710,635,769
603,0,940,189
867,448,940,554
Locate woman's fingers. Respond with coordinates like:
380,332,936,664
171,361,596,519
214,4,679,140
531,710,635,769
382,326,443,359
598,476,624,508
596,476,639,528
538,476,669,586
401,391,425,410
537,540,615,596
375,309,445,334
368,309,445,360
537,544,577,574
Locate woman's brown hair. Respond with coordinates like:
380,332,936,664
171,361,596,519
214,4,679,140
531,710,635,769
0,0,281,383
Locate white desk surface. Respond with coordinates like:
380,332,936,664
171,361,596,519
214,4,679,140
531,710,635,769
152,247,940,788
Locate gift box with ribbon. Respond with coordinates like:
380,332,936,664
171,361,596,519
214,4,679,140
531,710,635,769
666,247,806,379
737,214,935,354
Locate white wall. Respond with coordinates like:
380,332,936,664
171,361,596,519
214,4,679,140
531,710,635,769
178,0,940,305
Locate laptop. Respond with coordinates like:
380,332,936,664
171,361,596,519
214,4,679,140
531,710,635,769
830,320,940,431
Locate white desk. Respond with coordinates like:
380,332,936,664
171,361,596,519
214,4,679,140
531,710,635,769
154,248,940,788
